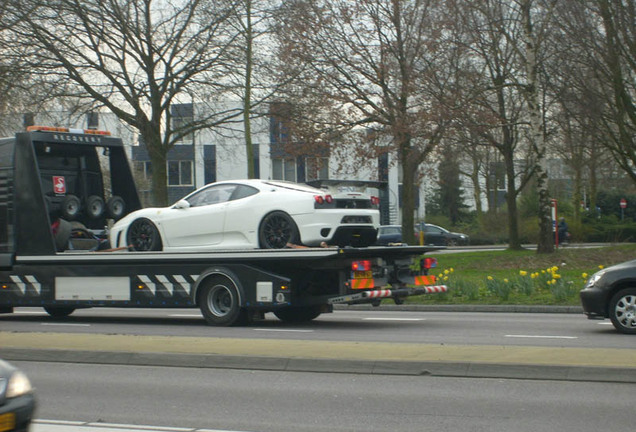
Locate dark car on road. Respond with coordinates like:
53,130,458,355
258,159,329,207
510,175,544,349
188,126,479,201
376,225,405,245
0,359,36,431
580,259,636,334
416,223,469,246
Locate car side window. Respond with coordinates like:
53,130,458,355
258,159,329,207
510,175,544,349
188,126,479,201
426,226,442,234
230,185,259,201
187,184,237,207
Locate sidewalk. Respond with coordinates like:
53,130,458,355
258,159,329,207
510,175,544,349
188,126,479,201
2,329,635,383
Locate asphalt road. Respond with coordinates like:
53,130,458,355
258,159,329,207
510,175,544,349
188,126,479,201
0,306,625,348
1,307,635,383
16,360,634,432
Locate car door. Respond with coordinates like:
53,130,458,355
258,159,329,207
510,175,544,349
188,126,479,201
159,184,237,249
424,224,444,245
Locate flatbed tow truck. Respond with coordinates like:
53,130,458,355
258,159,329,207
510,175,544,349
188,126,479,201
0,127,446,326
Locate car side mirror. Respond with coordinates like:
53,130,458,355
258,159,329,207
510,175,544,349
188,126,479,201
174,199,191,209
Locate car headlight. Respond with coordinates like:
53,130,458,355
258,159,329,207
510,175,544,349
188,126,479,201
6,371,33,398
585,270,606,289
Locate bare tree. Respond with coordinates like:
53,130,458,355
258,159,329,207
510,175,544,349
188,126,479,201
555,1,635,185
4,0,244,205
449,0,536,250
275,0,456,243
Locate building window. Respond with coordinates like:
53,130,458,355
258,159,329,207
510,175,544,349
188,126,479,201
168,160,193,186
272,158,296,182
305,157,329,181
171,103,194,144
134,161,152,181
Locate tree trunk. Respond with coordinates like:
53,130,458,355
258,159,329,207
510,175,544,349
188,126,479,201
505,151,522,249
142,123,168,207
400,138,416,245
522,0,553,254
243,0,255,179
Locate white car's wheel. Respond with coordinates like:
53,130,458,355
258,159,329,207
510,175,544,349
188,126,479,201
127,218,162,251
259,211,300,249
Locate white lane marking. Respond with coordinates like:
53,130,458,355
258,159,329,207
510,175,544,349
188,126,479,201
34,420,85,425
33,419,255,432
505,334,578,339
87,422,193,431
363,317,425,321
41,323,91,327
253,328,314,333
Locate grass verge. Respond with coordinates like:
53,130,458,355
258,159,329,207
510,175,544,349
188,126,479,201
407,243,636,306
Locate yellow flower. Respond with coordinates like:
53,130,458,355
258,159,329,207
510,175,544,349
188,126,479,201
552,266,559,272
443,276,449,281
450,268,454,273
541,270,546,274
582,273,588,278
598,265,604,269
551,279,557,284
487,276,493,281
554,274,561,279
444,269,450,275
520,270,527,276
438,273,443,279
504,278,509,283
531,273,536,279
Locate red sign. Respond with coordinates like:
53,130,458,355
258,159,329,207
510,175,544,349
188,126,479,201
53,176,66,195
620,198,627,209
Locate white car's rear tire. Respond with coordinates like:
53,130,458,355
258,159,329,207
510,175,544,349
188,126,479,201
259,211,300,249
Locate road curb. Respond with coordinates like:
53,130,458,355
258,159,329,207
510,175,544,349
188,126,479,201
3,347,634,383
334,304,583,313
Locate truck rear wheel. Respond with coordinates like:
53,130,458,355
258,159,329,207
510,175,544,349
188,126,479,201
44,306,76,318
274,306,322,323
198,276,247,326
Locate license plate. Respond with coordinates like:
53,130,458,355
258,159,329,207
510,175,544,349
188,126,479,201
353,270,373,279
0,413,16,432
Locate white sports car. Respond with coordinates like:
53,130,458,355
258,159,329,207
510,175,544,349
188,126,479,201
109,179,380,251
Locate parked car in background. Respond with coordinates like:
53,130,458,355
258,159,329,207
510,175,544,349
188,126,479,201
376,225,405,245
416,223,470,246
0,359,36,431
580,258,636,334
109,179,380,251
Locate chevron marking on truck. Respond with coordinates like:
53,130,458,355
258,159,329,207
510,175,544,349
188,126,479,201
138,275,156,295
9,275,41,295
174,275,194,295
138,275,199,296
414,275,437,285
351,278,375,289
156,275,174,296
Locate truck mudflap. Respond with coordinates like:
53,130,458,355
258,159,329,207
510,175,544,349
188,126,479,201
327,285,448,305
